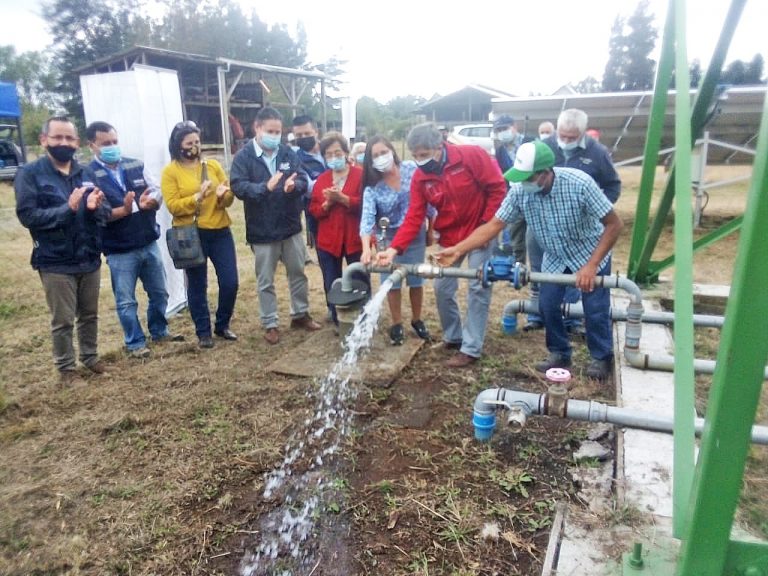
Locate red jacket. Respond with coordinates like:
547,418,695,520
391,143,506,252
309,165,364,257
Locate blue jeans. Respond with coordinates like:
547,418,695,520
526,229,582,329
185,228,239,338
106,242,169,351
317,248,364,325
539,258,613,361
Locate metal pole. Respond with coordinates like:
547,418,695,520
670,0,696,541
217,66,232,170
676,32,768,576
627,0,676,282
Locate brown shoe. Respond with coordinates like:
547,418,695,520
86,361,108,374
445,352,478,368
290,314,322,332
442,341,462,351
264,327,280,345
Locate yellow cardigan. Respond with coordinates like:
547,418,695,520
161,158,235,229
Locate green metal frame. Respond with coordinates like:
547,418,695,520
626,0,748,285
670,0,695,541
620,0,768,573
676,48,768,576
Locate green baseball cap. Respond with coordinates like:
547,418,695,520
504,140,555,182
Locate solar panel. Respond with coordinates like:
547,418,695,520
491,86,766,164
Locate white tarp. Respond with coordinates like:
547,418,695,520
80,65,187,315
340,96,357,141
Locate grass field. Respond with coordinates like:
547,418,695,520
1,163,767,575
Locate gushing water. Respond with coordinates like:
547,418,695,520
240,278,394,576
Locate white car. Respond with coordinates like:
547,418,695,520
449,123,494,155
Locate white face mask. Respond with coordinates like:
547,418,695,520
558,138,579,151
496,129,516,143
373,151,394,172
539,133,552,140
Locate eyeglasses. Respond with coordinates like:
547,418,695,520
324,151,347,160
174,120,198,130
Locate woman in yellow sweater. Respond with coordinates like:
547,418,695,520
161,122,239,349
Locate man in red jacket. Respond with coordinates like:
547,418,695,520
377,123,507,367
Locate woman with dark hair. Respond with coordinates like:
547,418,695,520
308,132,364,326
359,135,434,345
161,122,239,348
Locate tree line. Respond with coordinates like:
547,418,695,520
0,0,765,147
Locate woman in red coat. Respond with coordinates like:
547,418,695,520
309,132,365,325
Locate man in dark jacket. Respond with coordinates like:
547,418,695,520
291,114,325,250
87,121,182,359
230,107,321,345
15,116,111,383
492,114,531,263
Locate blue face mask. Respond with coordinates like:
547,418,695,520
260,133,282,150
99,144,121,164
326,157,347,171
356,153,365,164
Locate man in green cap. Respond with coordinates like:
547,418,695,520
434,141,623,381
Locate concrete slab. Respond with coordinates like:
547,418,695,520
551,293,682,575
266,326,424,387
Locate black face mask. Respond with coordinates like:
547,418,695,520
418,158,443,175
47,145,77,163
295,136,316,152
181,147,200,160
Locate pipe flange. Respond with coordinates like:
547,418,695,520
327,279,370,306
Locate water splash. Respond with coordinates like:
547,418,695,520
240,278,394,576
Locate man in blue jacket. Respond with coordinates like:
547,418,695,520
230,107,321,345
15,116,112,384
87,121,182,359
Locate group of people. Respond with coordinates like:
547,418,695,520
15,105,622,384
431,108,622,380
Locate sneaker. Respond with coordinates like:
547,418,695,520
153,333,185,343
586,358,612,381
198,336,215,349
445,352,479,368
410,320,431,341
290,314,322,332
86,361,108,374
264,327,280,345
214,328,238,341
389,324,405,346
127,347,151,359
523,321,544,332
534,353,572,373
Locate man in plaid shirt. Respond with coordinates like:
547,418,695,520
434,141,623,381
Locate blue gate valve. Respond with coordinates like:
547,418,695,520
481,256,527,289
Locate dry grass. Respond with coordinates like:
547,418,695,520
1,162,767,574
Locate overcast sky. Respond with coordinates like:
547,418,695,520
3,0,767,102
